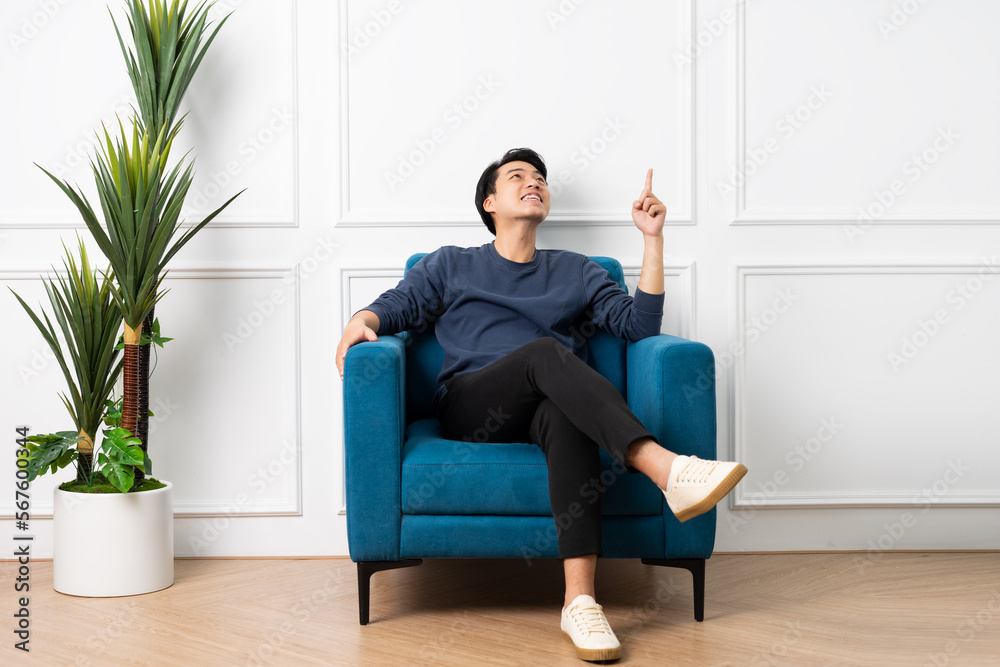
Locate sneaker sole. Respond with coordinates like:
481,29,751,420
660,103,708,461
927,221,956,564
673,463,748,523
562,630,622,661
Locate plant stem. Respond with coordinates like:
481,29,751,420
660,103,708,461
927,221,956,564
76,429,94,484
122,340,141,455
134,309,154,482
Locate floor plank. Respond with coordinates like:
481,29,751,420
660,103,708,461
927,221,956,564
2,553,998,666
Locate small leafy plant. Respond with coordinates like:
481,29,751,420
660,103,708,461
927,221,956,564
22,423,147,494
21,432,80,481
96,426,147,493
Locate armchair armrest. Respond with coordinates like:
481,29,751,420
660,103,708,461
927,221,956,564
626,335,717,461
343,336,407,561
628,335,719,558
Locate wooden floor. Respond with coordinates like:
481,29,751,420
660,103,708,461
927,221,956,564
3,553,999,666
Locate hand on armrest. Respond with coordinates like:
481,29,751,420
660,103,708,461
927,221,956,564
337,310,381,379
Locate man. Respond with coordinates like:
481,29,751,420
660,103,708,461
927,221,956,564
336,148,747,662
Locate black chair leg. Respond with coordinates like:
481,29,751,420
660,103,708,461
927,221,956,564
357,559,423,625
641,558,706,622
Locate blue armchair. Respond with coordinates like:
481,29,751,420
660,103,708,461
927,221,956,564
343,255,718,625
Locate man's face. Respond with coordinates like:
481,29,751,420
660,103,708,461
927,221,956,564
483,160,550,227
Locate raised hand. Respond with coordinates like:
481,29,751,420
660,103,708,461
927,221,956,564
631,168,666,238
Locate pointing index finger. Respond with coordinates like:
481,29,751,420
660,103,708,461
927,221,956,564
644,168,653,193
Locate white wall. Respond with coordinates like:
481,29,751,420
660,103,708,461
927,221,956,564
2,0,998,557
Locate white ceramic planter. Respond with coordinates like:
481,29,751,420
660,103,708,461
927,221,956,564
53,481,174,597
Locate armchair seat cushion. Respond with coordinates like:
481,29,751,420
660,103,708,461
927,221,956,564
401,419,663,517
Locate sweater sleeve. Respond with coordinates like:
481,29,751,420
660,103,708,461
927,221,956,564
582,258,663,341
363,250,449,336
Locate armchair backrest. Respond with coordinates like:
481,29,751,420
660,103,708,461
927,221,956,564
403,253,629,421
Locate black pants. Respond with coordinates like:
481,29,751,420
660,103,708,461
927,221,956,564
437,337,654,558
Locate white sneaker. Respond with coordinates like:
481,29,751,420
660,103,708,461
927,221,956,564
664,455,748,522
561,594,622,662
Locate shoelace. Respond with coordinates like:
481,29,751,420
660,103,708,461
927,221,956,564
568,602,613,636
677,456,719,484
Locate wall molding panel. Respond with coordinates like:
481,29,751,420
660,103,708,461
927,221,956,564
0,1,299,229
730,0,1000,225
337,0,696,227
731,262,1000,510
2,265,304,520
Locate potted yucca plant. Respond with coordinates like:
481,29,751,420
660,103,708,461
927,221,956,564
12,239,173,597
17,0,240,596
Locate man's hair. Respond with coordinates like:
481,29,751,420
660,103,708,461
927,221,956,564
475,148,547,235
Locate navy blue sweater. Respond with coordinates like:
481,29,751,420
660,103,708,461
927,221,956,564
364,243,664,396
